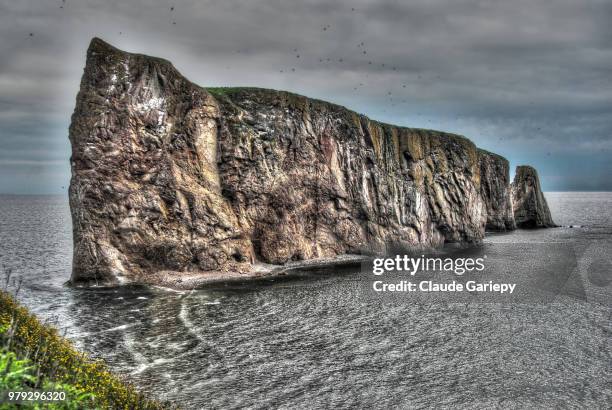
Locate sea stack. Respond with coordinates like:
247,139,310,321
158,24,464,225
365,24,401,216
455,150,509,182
511,165,556,228
68,38,552,286
478,149,516,231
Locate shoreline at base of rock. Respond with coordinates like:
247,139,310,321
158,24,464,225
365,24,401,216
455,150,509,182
68,254,371,290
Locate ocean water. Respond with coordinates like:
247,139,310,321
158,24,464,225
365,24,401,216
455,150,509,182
0,192,610,408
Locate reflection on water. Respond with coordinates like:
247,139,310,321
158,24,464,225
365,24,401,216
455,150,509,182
0,193,610,408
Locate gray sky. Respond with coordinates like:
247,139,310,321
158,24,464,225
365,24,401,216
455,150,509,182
1,0,611,193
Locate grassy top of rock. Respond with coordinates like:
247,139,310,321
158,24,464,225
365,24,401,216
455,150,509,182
207,86,476,144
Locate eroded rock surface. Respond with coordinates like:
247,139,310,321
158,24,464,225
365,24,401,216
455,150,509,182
213,88,490,265
69,39,252,285
68,38,551,286
478,149,515,231
511,166,556,228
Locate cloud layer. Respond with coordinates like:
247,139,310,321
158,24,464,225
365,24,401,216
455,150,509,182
1,0,610,193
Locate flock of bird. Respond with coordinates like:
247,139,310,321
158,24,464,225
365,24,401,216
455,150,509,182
28,2,528,142
20,2,555,193
30,4,419,112
29,2,421,112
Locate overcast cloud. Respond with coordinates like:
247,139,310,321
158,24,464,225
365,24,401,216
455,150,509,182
0,0,610,193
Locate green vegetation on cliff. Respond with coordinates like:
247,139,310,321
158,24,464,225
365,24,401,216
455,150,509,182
0,290,168,409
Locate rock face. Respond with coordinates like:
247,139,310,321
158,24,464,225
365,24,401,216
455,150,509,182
69,38,253,285
478,149,515,231
214,88,487,265
68,38,551,286
511,166,556,228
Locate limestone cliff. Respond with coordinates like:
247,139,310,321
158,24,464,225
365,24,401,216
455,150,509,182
511,166,556,228
69,38,252,285
478,149,515,231
68,38,550,286
213,88,487,265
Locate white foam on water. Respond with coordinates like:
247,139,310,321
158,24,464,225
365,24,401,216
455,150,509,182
178,295,206,343
130,363,149,375
152,285,186,295
122,325,149,375
103,324,133,332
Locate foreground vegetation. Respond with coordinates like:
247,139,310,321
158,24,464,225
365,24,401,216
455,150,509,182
0,290,169,409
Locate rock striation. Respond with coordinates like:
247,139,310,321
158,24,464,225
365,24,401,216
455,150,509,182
478,149,515,231
214,88,487,265
68,38,553,286
511,165,556,228
69,38,253,285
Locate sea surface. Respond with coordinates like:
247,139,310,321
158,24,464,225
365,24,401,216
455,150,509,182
0,192,610,409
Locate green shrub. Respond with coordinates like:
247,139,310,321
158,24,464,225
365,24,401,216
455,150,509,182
0,291,171,409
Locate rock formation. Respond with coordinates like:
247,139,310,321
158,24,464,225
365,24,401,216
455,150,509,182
214,88,487,265
478,149,515,231
69,38,253,285
68,38,553,286
511,165,556,228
